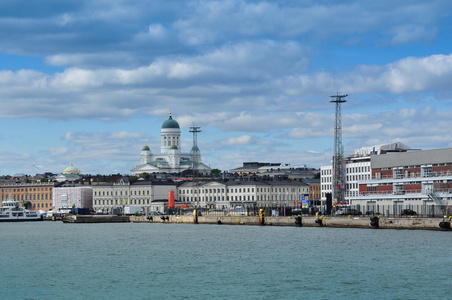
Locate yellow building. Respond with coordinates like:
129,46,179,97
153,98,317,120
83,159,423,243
0,182,56,211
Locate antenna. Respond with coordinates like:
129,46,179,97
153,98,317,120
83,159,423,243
330,93,348,204
189,123,202,206
189,123,201,152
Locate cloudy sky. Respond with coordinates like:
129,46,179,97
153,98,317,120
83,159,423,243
1,0,452,175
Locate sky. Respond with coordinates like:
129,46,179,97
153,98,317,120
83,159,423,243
1,0,452,176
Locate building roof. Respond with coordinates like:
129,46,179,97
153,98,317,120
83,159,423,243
371,147,452,169
354,142,410,157
161,114,180,129
63,164,80,175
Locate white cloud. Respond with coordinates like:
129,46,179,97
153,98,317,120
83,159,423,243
148,24,167,38
223,135,252,145
0,1,452,174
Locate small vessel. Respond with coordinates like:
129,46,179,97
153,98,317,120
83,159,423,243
0,197,44,222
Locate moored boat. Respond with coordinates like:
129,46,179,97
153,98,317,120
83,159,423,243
0,197,44,222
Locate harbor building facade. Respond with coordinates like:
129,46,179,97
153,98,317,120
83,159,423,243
92,178,176,214
321,142,410,203
53,185,93,210
350,147,452,215
0,182,56,211
131,112,211,175
177,179,309,210
321,143,452,215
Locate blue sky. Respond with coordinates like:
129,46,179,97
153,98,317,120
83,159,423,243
1,0,452,175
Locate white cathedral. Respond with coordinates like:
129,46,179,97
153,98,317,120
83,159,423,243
131,112,211,175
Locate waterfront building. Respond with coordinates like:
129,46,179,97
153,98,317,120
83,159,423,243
91,176,313,213
321,142,409,204
177,179,309,210
131,112,211,175
321,143,452,215
303,178,321,205
350,147,452,215
92,177,176,214
53,184,93,210
0,181,56,211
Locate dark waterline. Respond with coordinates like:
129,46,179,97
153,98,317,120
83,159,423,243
1,222,450,299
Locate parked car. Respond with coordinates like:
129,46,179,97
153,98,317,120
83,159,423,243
345,209,362,215
401,209,417,216
335,208,347,215
365,210,381,215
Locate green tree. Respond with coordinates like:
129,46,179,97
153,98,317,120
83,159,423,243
211,169,221,176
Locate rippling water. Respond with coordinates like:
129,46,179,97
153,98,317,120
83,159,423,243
1,222,450,299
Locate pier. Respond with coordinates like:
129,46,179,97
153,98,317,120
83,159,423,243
125,214,450,230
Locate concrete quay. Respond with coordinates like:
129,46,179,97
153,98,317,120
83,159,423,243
62,215,130,223
129,215,452,231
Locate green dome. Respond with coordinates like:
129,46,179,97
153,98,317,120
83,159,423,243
162,115,180,129
63,164,80,175
170,144,178,150
191,145,199,151
142,145,150,151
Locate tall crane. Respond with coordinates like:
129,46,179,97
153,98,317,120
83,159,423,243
330,93,348,204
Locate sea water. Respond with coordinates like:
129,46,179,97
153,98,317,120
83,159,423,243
0,222,451,300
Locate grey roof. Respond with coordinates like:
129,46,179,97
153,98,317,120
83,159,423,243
371,147,452,169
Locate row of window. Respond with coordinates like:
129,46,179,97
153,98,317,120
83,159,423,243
346,166,371,174
180,187,301,194
94,190,150,197
93,199,150,206
179,194,304,202
1,194,51,201
2,187,51,192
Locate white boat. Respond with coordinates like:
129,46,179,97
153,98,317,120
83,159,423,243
0,197,44,222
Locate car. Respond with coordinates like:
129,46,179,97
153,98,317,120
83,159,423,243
401,209,417,216
345,209,362,215
365,210,381,215
335,208,347,215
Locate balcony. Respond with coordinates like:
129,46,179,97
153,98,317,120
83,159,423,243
347,188,452,198
369,169,452,182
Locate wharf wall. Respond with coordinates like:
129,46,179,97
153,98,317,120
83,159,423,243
128,215,452,231
63,215,130,223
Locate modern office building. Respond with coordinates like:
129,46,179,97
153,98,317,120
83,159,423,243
321,143,452,215
350,147,452,215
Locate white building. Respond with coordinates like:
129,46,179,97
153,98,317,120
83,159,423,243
177,179,309,210
131,112,211,175
349,147,452,215
92,178,176,214
321,142,409,204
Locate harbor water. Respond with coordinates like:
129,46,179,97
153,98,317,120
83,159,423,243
1,222,451,299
